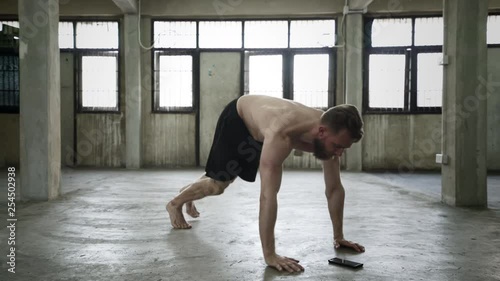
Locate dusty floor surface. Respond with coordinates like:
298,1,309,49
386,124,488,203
0,168,499,281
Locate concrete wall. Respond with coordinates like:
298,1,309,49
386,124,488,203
361,48,500,171
0,114,19,167
60,53,74,167
199,52,241,166
75,114,123,167
142,114,196,167
140,18,196,167
362,115,441,170
487,48,500,170
0,0,121,16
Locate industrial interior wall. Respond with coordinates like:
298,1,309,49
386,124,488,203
362,48,500,171
140,18,196,167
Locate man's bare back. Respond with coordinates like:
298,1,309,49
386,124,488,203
237,95,323,153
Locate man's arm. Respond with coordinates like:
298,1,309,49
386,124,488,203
259,135,303,272
323,156,365,252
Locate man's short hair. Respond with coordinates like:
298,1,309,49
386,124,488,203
320,104,364,142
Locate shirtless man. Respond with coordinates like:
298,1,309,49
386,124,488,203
167,95,365,272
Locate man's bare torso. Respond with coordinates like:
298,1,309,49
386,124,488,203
236,95,323,153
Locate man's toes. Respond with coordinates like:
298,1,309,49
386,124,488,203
188,210,199,218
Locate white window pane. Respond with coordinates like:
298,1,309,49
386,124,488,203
417,53,443,107
76,22,118,49
371,18,412,47
245,21,288,48
293,54,329,107
290,20,335,48
369,54,406,108
82,56,118,108
154,21,196,48
0,21,19,29
159,55,192,107
59,22,74,48
415,17,443,46
248,55,282,98
488,15,500,44
0,21,19,44
199,21,242,48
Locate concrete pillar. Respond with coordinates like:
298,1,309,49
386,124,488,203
441,0,488,207
344,13,363,171
124,14,142,169
18,0,61,200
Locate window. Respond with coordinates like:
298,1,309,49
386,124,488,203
0,54,19,113
415,17,443,46
80,53,118,110
293,54,330,108
155,54,193,111
199,21,242,48
368,54,406,109
154,21,196,48
0,22,19,113
244,20,336,108
76,22,118,49
153,21,197,112
416,53,442,107
245,54,283,98
365,17,443,113
0,21,120,113
488,15,500,45
59,21,74,49
74,21,120,112
371,18,412,47
153,19,336,112
244,21,288,48
290,20,335,48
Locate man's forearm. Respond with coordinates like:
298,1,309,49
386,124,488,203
259,194,278,258
326,186,345,240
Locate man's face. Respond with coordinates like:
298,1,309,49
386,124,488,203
313,127,353,160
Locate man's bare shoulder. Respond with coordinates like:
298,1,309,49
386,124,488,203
238,95,323,142
239,95,321,117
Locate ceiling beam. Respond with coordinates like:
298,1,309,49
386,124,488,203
111,0,137,14
348,0,375,10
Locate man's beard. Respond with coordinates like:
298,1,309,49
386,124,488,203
313,138,330,160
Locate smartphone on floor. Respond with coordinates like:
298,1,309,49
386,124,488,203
328,257,363,268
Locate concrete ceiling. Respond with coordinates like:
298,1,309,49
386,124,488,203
111,0,137,14
348,0,375,10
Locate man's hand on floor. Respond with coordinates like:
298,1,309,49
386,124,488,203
335,238,365,252
265,254,304,272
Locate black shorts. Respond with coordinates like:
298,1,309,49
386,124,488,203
205,98,263,182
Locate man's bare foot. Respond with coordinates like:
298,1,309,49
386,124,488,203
186,201,200,218
166,201,192,229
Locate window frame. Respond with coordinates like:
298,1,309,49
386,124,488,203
289,48,336,110
363,15,443,114
76,50,120,113
0,19,20,114
244,49,286,99
62,19,121,114
152,49,198,113
0,49,20,114
152,17,337,113
488,13,500,48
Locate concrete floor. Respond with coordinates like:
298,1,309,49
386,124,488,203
1,168,499,281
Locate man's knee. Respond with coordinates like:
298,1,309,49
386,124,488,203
211,179,232,195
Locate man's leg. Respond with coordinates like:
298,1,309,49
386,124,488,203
180,174,207,218
167,176,234,229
